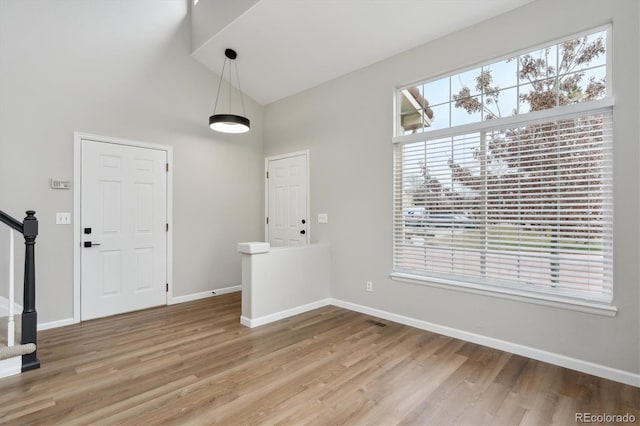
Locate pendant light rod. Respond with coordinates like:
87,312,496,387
212,55,228,114
233,54,247,117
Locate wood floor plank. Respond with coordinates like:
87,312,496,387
0,292,637,425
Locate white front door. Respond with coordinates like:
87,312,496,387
80,139,167,321
266,152,309,247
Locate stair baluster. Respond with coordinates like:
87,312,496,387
8,228,15,347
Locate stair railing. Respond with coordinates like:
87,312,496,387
0,210,40,372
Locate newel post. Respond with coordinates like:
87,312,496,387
21,210,40,371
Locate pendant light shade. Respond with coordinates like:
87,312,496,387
209,114,250,133
210,48,250,134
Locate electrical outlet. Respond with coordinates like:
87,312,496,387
366,280,373,292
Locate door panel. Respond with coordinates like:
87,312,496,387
81,139,167,321
101,251,121,295
267,153,308,247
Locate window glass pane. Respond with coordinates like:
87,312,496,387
518,45,557,86
519,77,558,112
485,86,517,119
451,67,481,99
401,111,425,135
518,83,532,114
428,103,450,130
423,77,450,106
583,66,606,100
486,58,518,90
451,96,481,126
560,66,606,104
400,86,428,134
558,31,606,75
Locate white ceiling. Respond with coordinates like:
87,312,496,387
192,0,533,105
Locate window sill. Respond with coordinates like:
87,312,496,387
389,272,618,317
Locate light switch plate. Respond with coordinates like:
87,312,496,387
56,212,71,225
317,213,329,224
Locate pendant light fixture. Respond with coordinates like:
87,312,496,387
209,48,250,134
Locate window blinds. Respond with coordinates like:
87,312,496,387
393,108,613,302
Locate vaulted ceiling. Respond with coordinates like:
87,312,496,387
192,0,533,105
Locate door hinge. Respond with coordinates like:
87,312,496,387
166,283,169,292
166,223,169,232
166,163,169,172
266,171,269,179
266,217,269,225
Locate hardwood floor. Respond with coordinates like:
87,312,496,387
0,292,638,425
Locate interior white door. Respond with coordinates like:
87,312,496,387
81,139,167,321
267,153,308,247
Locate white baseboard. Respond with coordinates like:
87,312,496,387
35,287,242,330
241,299,332,328
1,297,74,331
38,318,75,331
330,298,640,388
240,315,252,327
169,285,241,305
0,356,21,379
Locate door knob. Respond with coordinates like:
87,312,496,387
83,241,101,248
300,230,306,235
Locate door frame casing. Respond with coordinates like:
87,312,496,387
264,150,310,244
73,132,173,324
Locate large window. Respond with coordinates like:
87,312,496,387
393,28,613,304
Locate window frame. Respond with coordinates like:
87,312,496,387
391,26,616,316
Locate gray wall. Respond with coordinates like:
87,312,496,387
264,0,640,374
0,0,264,322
